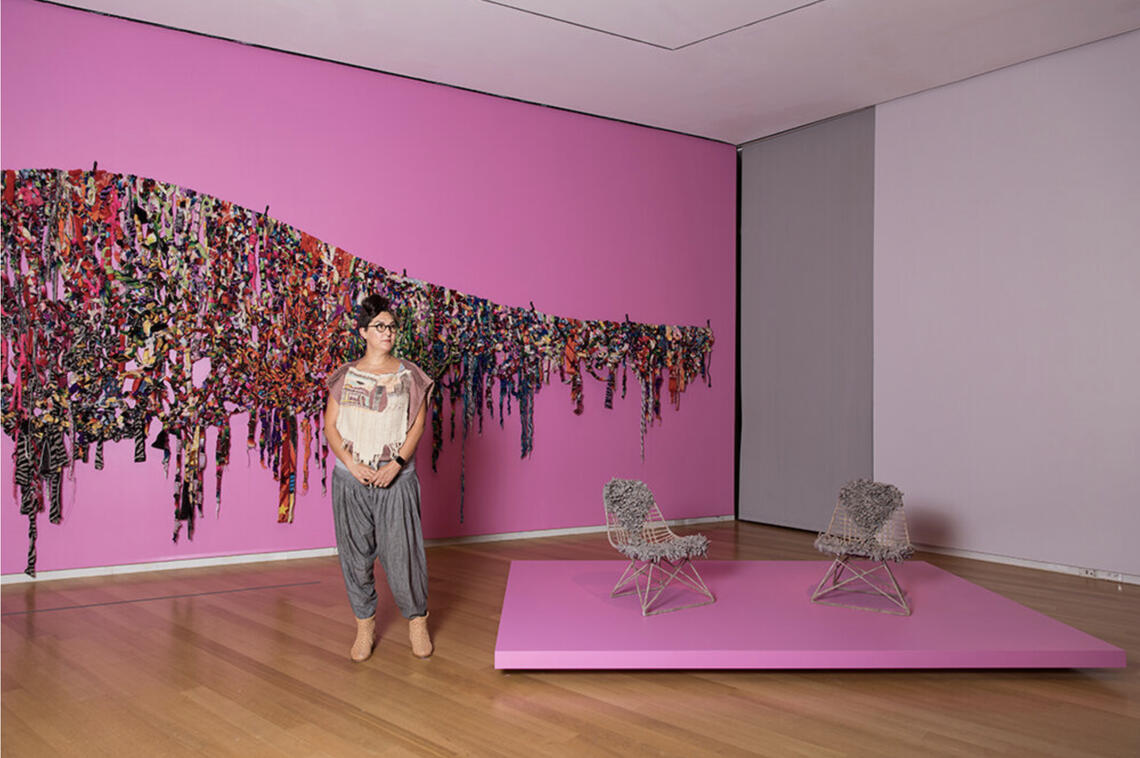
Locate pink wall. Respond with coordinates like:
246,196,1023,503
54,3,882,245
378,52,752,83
0,0,736,575
874,30,1140,576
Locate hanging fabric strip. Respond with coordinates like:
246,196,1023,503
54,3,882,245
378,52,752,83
277,413,297,523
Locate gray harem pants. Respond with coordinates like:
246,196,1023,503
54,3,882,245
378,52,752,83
331,461,429,620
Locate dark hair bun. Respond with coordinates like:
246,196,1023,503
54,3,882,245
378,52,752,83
356,294,391,328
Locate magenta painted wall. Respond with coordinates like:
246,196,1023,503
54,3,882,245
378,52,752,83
874,30,1140,576
0,0,736,575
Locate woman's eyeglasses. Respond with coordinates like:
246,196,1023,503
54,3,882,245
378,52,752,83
366,322,398,334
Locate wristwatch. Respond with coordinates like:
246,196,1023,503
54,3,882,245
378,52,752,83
393,454,407,467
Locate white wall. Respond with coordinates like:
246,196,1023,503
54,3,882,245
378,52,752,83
874,30,1140,576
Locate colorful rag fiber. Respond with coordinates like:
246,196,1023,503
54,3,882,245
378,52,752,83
1,168,714,575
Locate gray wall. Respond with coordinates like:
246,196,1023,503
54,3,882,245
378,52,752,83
738,109,874,529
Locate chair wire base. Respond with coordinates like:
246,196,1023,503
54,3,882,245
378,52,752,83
612,558,716,616
810,555,911,616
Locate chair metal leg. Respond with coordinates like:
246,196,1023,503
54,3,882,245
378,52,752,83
811,556,911,616
611,560,646,598
613,557,716,616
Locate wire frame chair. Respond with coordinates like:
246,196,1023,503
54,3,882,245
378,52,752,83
603,478,715,616
811,479,914,616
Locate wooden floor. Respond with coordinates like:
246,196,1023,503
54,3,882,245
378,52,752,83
3,522,1138,757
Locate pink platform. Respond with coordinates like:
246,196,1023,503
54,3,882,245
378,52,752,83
493,561,1126,669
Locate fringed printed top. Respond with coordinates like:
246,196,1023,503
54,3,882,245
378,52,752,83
326,360,434,467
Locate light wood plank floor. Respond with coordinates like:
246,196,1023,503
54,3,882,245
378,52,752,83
3,522,1138,757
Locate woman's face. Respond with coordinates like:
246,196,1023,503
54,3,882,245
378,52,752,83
360,310,398,354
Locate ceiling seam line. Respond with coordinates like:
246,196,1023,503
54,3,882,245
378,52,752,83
672,0,831,50
479,0,674,50
480,0,830,51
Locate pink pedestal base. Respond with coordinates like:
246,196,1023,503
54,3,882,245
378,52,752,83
493,560,1125,670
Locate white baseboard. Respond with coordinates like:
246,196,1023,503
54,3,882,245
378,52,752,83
0,547,339,584
0,515,736,584
20,518,1121,587
914,543,1140,586
421,514,735,547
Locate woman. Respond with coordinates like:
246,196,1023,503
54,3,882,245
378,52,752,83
324,294,434,662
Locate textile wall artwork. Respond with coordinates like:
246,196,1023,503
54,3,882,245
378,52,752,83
1,168,715,576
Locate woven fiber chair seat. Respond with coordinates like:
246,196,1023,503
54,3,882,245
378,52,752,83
616,533,709,563
813,534,913,563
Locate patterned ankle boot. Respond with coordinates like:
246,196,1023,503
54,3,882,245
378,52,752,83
409,613,433,659
351,615,376,662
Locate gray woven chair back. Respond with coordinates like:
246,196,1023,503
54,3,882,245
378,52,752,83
839,479,903,535
603,478,655,540
815,478,913,563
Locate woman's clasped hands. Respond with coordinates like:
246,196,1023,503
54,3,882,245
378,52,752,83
347,460,402,488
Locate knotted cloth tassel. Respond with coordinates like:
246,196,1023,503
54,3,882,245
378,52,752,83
277,413,297,523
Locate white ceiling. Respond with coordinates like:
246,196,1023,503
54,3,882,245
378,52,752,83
54,0,1140,144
